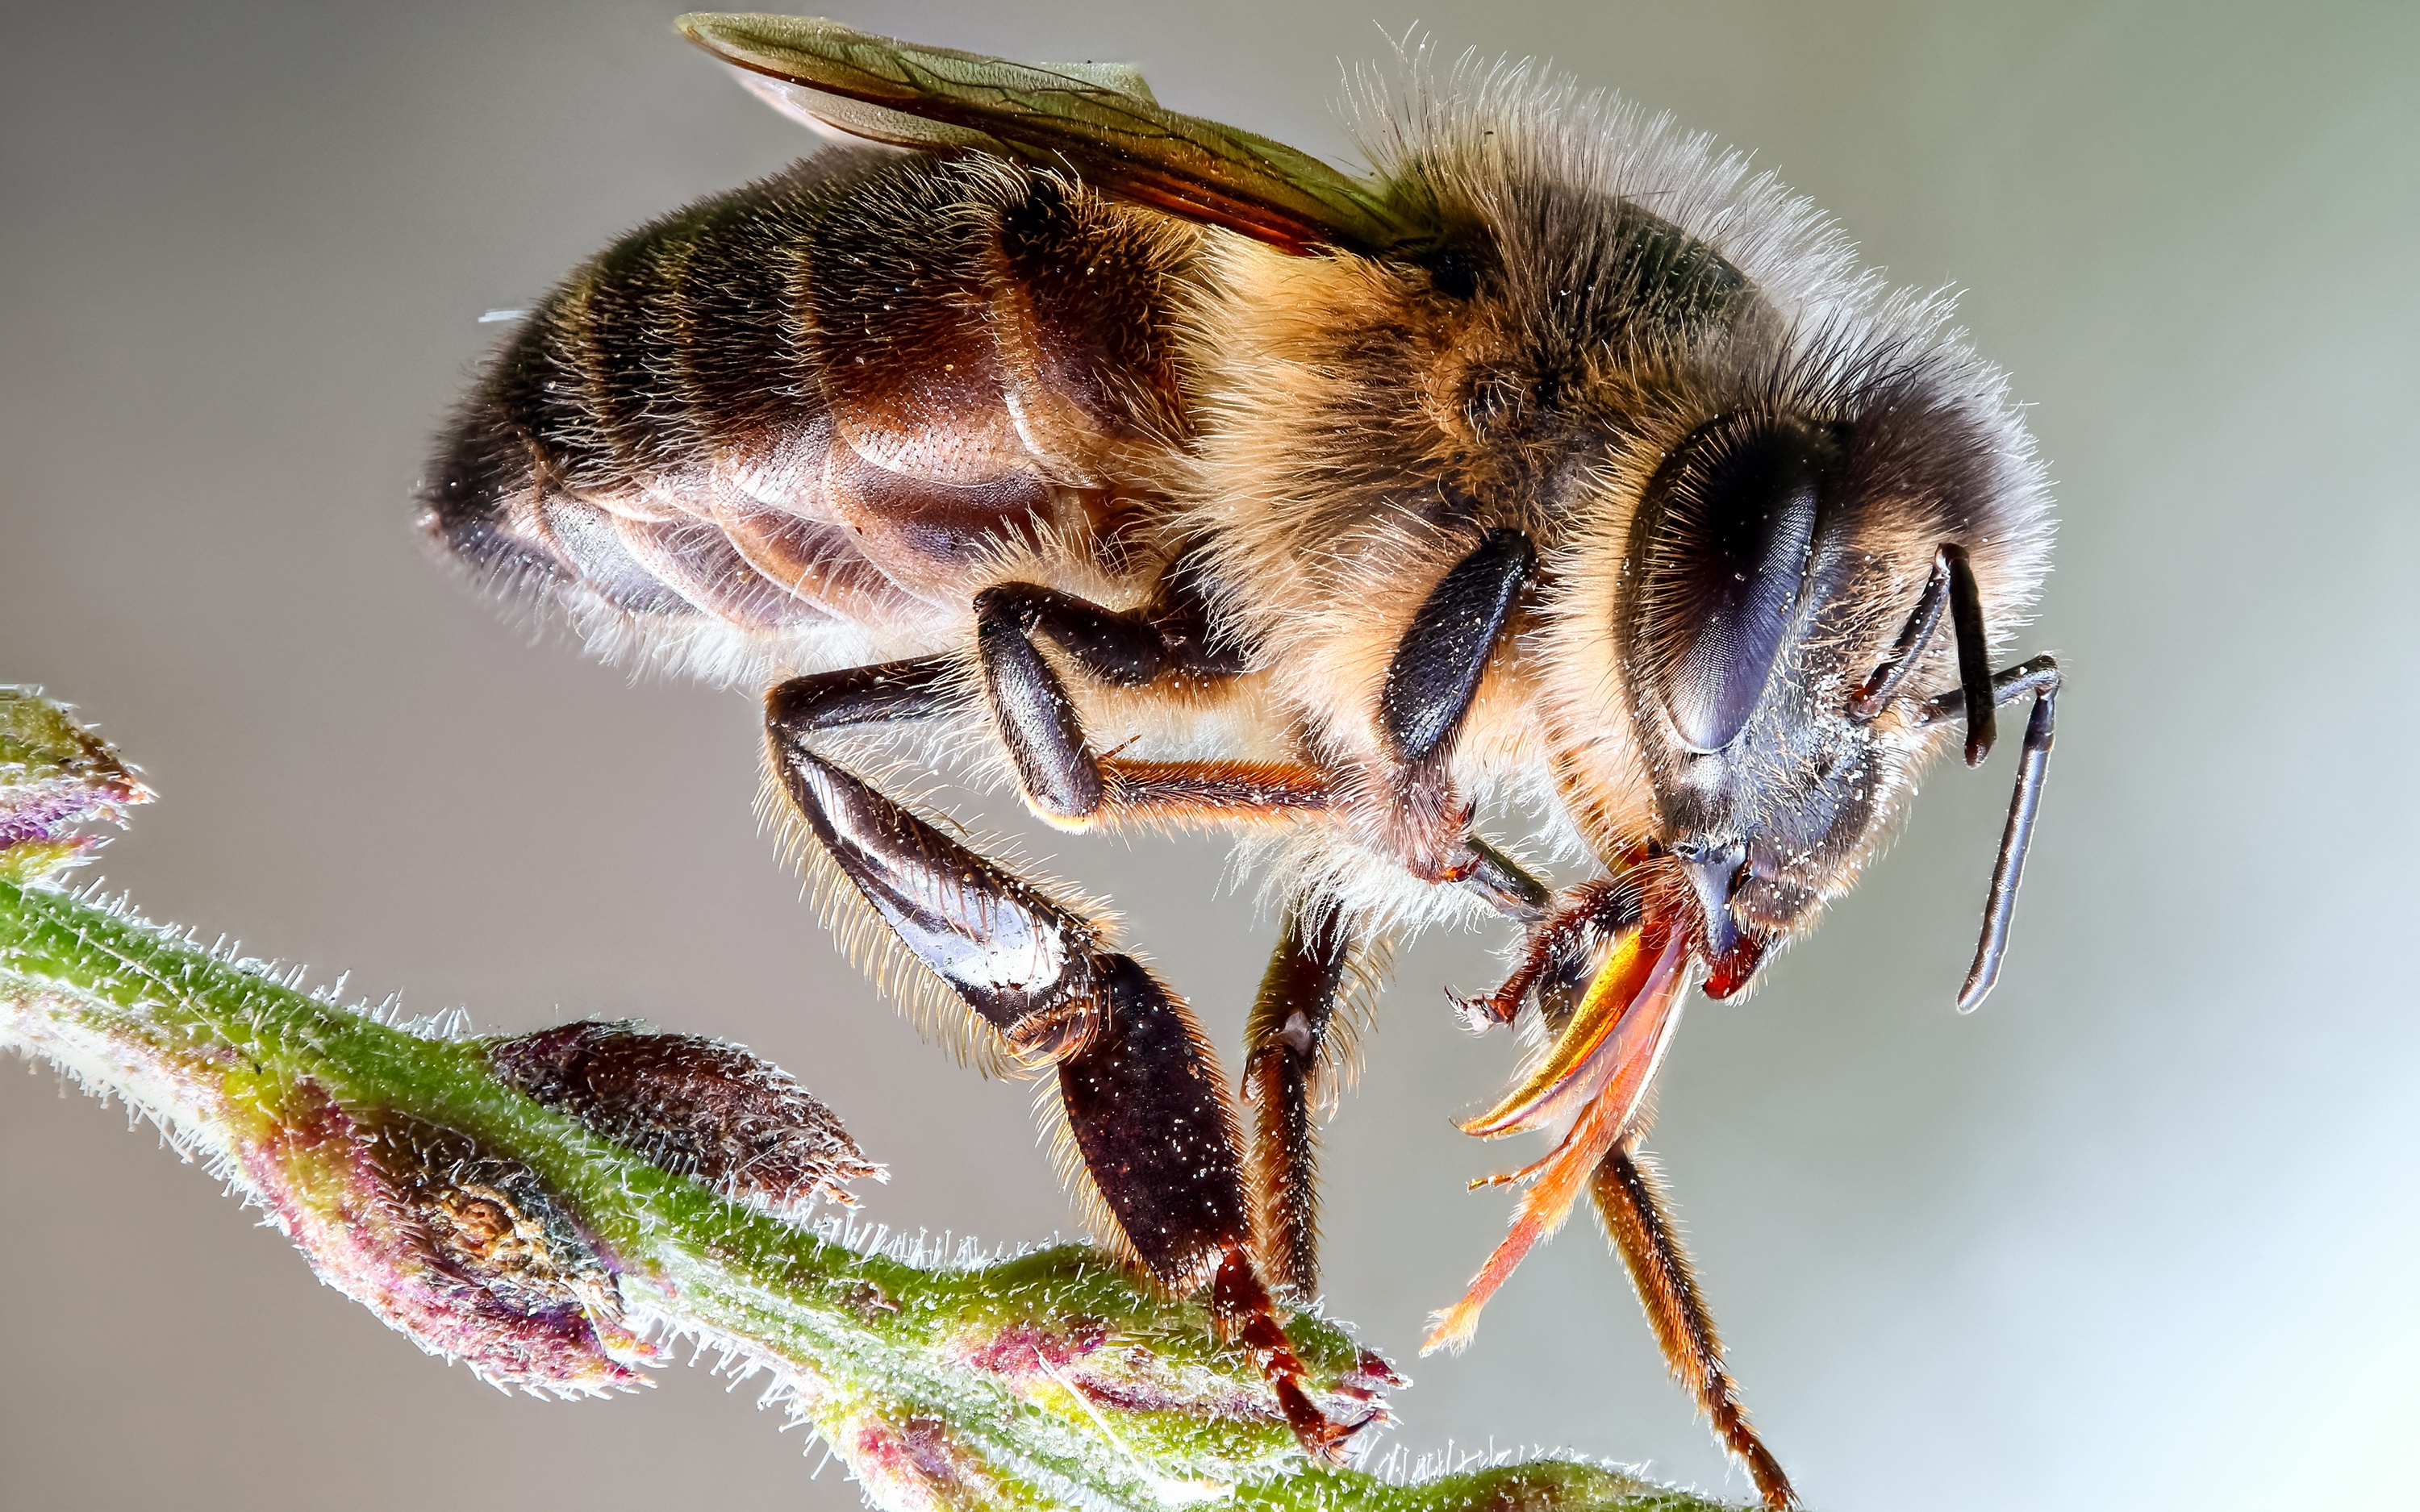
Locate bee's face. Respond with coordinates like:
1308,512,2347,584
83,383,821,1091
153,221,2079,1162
1615,409,1943,968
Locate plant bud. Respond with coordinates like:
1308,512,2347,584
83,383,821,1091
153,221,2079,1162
238,1082,656,1395
0,689,149,878
487,1020,882,1217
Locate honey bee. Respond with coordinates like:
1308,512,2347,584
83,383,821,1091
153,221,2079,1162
420,15,2059,1506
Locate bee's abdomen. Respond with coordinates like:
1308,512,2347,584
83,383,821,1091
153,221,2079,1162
420,151,1195,669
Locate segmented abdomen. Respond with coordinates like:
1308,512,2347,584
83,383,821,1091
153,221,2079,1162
420,149,1198,679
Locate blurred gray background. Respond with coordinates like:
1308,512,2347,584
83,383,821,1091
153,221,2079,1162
4,2,2414,1508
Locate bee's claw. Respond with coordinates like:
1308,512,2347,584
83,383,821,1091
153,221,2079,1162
1448,987,1512,1033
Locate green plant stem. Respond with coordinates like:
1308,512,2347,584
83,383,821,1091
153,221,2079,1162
0,688,1734,1511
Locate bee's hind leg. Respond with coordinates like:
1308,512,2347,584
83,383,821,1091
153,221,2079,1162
764,664,1366,1460
1590,1142,1796,1510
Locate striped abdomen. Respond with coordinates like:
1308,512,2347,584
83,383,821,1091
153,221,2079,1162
419,150,1200,675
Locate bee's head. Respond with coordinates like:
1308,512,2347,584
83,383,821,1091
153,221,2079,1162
1601,399,2033,993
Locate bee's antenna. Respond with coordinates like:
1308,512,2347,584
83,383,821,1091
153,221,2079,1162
1850,544,1996,769
1915,656,2060,1010
1943,544,1999,767
1849,548,1951,721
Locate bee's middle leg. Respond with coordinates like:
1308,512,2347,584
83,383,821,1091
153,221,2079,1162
972,580,1329,827
766,661,1362,1459
1591,1143,1796,1510
1241,905,1355,1298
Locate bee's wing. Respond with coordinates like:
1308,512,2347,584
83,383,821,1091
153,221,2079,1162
725,55,1159,154
678,13,1423,256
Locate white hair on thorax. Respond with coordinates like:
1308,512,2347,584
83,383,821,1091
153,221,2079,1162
1341,41,2053,602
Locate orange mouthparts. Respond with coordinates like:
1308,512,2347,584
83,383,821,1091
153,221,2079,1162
1424,916,1692,1354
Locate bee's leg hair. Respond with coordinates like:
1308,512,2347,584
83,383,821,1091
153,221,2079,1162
766,664,1362,1460
768,658,1099,1055
1915,656,2060,1010
766,656,966,736
1590,1142,1797,1510
974,581,1329,828
1450,876,1640,1034
1241,905,1354,1297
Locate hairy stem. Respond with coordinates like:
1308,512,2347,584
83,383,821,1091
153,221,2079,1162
0,689,1733,1512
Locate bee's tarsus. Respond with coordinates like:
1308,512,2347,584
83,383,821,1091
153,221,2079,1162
1208,1246,1369,1460
1590,1144,1796,1510
1455,834,1554,924
1448,989,1508,1035
1456,877,1641,1031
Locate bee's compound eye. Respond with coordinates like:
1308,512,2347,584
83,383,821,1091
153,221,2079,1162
1635,417,1825,752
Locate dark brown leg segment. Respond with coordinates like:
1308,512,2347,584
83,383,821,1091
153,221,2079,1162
1057,954,1252,1285
766,660,1358,1457
1455,834,1554,927
1450,876,1641,1034
1241,906,1354,1298
974,577,1328,830
1379,529,1537,764
1590,1143,1796,1510
1360,531,1539,882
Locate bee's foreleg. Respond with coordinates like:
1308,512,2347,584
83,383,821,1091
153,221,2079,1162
1368,528,1536,880
1590,1143,1796,1510
1450,875,1639,1033
1454,833,1554,924
1241,906,1354,1297
1379,528,1537,764
765,664,1363,1460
